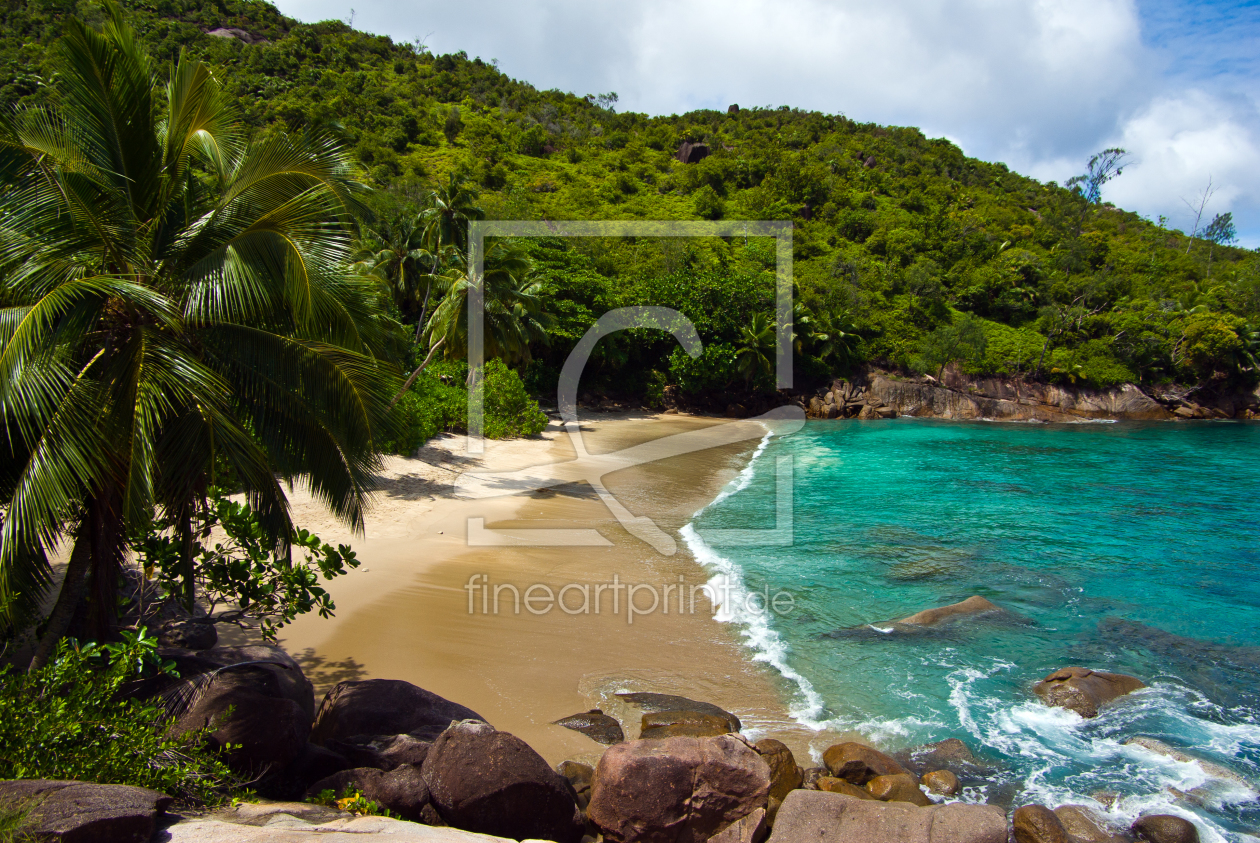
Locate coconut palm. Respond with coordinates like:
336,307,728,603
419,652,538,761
424,240,553,368
420,173,485,255
0,5,397,666
736,313,776,389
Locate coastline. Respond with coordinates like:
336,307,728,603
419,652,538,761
271,412,841,766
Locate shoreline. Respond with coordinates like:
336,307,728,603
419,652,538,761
270,411,843,765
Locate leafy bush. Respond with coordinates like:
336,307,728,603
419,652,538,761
386,359,546,452
309,786,397,818
482,359,548,438
0,631,234,804
668,343,740,393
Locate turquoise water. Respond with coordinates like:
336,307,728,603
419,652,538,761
684,419,1260,842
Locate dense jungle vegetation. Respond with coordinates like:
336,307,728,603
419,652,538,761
6,0,1260,404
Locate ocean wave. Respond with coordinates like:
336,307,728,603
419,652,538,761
679,429,831,726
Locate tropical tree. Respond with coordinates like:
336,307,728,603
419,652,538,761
421,172,484,255
0,5,397,667
736,312,776,389
424,240,553,369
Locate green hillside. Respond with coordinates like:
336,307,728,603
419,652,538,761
4,0,1259,404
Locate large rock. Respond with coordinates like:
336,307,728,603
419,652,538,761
1033,667,1145,718
754,739,803,803
821,743,908,784
555,761,594,810
675,142,710,164
707,808,767,843
157,618,217,650
0,779,171,843
617,693,741,733
552,709,625,745
865,773,930,806
895,596,1002,626
172,667,311,775
1131,815,1199,843
816,778,873,799
421,721,582,843
766,790,1006,843
587,734,770,843
920,770,959,796
161,813,527,841
264,744,352,801
1054,805,1125,843
1126,737,1259,802
324,733,431,771
640,710,734,739
312,680,485,744
307,765,431,823
1012,805,1071,843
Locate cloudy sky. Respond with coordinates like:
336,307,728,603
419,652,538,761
271,0,1260,247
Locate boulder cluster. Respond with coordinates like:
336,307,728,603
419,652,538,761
0,640,1206,843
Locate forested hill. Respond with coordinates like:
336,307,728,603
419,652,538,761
4,0,1259,400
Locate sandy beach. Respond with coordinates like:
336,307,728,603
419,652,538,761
268,412,840,766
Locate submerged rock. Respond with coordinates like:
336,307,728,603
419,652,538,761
552,708,625,745
894,595,1003,626
1033,666,1145,718
1126,737,1259,802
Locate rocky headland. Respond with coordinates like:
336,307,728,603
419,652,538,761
0,596,1227,843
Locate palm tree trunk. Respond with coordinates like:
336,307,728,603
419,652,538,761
177,501,196,611
29,531,91,671
415,279,433,344
83,489,125,642
389,338,446,410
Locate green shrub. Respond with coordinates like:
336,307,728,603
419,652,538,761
0,631,234,804
385,359,547,453
482,359,548,438
668,343,740,393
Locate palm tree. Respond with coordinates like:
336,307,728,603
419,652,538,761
0,5,397,666
357,213,429,324
736,313,776,390
420,173,485,254
424,240,554,369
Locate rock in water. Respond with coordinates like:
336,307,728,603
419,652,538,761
616,692,741,732
895,595,1002,626
767,791,1007,843
921,769,960,795
552,709,625,744
1013,805,1071,843
1131,814,1200,843
1033,667,1145,718
311,679,485,744
1054,805,1125,843
640,709,734,739
0,780,171,843
587,734,770,843
822,742,909,784
865,773,931,806
421,720,583,843
307,765,431,823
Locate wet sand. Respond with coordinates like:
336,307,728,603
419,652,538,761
273,412,840,765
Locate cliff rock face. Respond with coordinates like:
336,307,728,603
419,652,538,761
866,374,1171,421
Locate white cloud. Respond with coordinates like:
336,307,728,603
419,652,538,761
1104,90,1260,241
270,0,1260,245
